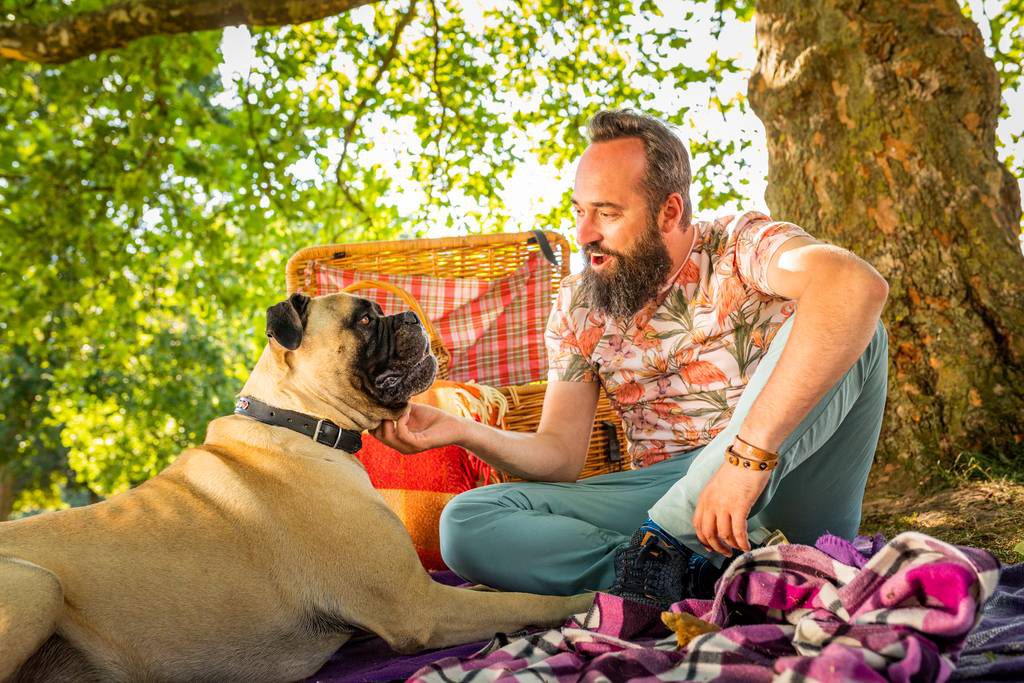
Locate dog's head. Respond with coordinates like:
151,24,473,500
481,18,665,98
264,292,437,422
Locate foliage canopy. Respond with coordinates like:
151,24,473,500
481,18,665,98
0,0,1020,515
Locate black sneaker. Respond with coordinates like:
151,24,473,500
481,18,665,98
608,528,690,610
685,551,722,600
608,526,785,608
685,527,788,599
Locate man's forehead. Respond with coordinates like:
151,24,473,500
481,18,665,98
573,138,646,205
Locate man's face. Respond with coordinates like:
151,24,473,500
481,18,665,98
572,138,672,319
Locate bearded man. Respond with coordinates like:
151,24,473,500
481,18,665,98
374,109,889,608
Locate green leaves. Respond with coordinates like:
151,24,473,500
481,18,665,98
960,0,1024,235
3,0,1016,516
0,0,802,514
0,29,274,512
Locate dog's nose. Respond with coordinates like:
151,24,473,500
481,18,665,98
400,311,419,326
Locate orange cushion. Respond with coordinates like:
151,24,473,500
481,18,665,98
356,440,492,570
355,381,505,570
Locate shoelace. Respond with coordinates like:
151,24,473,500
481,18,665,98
626,540,670,601
613,541,651,595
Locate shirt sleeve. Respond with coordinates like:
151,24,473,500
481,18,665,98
544,279,599,383
731,212,814,298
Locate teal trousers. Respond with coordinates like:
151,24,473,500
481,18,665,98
438,316,889,595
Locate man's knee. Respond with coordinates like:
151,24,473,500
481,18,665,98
859,320,889,393
438,485,512,580
870,319,888,356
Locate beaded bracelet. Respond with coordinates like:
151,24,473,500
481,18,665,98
725,446,778,472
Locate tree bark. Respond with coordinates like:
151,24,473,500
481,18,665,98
749,0,1024,476
0,0,380,64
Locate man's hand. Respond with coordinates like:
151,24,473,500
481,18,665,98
692,464,771,556
371,403,465,454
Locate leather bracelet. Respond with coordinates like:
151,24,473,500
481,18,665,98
731,435,779,462
725,446,778,472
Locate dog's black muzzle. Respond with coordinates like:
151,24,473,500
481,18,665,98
362,310,437,406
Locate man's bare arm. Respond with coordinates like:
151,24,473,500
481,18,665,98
692,236,889,555
372,380,600,483
737,237,889,453
459,380,599,481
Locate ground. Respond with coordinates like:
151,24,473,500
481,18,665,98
861,477,1024,564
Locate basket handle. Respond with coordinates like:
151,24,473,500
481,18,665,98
341,279,448,355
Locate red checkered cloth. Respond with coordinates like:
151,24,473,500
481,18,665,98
311,251,555,386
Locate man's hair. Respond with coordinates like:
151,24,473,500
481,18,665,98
586,109,692,227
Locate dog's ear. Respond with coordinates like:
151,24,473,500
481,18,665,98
266,293,310,351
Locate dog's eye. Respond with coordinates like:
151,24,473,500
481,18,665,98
358,315,371,326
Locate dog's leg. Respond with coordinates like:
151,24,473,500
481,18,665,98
369,580,594,653
420,583,593,651
0,557,64,681
327,495,595,654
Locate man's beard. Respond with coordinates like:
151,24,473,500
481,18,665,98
580,218,673,319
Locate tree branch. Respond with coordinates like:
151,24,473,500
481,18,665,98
239,76,290,218
332,0,418,231
340,0,418,156
426,0,454,196
0,0,382,64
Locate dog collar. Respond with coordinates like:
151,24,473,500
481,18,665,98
233,396,363,454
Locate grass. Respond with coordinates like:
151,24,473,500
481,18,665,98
860,454,1024,565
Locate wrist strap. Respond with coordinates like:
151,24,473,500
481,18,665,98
731,435,779,462
725,446,778,471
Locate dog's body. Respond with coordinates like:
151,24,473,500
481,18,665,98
0,294,591,682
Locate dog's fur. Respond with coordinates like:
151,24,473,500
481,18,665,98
0,293,591,682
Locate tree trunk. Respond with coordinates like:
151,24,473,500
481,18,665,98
749,0,1024,478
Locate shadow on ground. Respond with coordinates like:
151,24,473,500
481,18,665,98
861,479,1024,563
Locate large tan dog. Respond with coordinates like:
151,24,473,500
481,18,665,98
0,293,591,682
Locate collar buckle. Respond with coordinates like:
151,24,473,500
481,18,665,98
312,419,342,449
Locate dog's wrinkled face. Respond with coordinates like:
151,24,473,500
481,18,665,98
266,292,437,419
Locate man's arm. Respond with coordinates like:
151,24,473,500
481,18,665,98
693,237,889,555
372,380,600,483
739,237,889,452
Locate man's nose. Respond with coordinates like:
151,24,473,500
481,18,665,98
576,211,601,248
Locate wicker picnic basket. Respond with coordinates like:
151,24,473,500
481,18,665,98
286,231,628,482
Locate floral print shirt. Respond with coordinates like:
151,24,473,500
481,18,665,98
544,211,811,469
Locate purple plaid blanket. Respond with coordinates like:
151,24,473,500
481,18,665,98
953,561,1024,681
409,532,1000,682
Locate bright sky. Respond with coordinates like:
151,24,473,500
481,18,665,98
217,0,1024,268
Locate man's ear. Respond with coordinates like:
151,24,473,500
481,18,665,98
266,293,310,351
659,192,685,234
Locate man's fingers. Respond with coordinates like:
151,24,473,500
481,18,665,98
392,419,420,450
733,515,750,553
703,515,724,556
711,513,732,555
693,505,711,553
717,512,739,553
